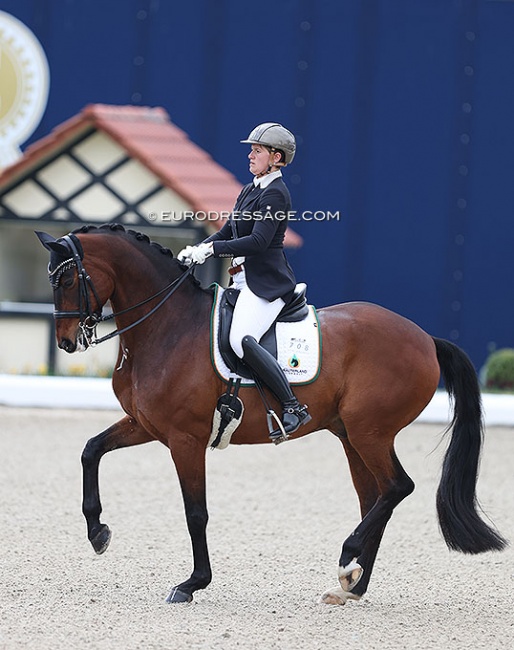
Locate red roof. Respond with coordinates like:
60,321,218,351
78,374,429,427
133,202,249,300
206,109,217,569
0,104,302,247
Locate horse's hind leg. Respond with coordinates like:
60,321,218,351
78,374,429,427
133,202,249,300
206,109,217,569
81,416,153,554
321,435,379,604
322,432,414,605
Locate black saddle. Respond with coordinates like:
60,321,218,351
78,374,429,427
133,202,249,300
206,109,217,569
218,283,309,379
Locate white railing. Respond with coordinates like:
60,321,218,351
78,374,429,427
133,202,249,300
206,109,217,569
0,302,117,376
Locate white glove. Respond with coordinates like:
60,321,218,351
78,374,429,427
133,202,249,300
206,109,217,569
190,242,214,265
177,245,194,266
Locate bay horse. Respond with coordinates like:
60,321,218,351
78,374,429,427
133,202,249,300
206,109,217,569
36,224,506,605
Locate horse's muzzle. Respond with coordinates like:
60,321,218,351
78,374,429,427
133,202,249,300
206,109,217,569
58,338,77,353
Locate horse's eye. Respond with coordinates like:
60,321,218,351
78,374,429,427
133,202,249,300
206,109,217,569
62,276,74,289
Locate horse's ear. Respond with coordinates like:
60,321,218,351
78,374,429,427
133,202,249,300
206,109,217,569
35,231,69,256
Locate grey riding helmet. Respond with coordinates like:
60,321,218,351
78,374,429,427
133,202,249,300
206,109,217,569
240,123,296,165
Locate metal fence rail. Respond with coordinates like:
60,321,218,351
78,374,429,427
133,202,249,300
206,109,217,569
0,302,117,376
0,302,57,374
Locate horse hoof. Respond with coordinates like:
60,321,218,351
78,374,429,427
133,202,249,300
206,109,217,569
91,524,112,555
320,587,348,605
320,586,361,606
338,560,363,591
165,587,193,604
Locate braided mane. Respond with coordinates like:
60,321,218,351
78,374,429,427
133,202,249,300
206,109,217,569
71,223,175,260
70,223,204,290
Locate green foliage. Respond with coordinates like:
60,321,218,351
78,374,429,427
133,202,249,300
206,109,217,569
484,348,514,391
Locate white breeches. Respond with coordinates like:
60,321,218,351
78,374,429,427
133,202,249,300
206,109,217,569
230,270,285,358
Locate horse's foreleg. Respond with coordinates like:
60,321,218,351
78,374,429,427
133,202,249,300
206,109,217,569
81,416,153,554
166,434,211,604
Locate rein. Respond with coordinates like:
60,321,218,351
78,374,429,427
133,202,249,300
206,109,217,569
92,265,196,345
50,234,196,346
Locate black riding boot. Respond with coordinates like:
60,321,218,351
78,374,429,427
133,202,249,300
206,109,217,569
241,335,311,441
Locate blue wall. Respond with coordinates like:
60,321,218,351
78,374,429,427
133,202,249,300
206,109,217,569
3,0,514,370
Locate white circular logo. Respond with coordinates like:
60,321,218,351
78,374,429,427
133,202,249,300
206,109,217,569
0,11,50,168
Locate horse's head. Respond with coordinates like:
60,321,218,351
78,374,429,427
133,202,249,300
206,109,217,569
35,230,113,352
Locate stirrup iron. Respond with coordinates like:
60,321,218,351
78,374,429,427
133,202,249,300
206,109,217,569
269,401,312,443
266,410,290,445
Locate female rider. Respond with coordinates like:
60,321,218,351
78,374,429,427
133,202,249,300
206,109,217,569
178,123,311,441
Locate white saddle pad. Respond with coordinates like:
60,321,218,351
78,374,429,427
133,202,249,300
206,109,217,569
210,285,322,386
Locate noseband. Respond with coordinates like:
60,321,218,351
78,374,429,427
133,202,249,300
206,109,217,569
48,234,195,346
49,234,104,345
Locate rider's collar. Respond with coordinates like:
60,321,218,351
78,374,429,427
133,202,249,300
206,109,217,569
253,169,282,189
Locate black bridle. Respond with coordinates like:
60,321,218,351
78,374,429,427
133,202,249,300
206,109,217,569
48,234,196,346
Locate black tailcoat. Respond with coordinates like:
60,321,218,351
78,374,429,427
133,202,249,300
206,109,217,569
205,177,296,302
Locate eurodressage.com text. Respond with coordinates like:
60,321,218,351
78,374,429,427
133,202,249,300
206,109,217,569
146,210,341,223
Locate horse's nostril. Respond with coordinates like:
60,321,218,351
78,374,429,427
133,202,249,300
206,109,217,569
59,338,76,353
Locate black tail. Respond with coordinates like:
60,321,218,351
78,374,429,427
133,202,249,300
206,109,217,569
433,337,507,553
